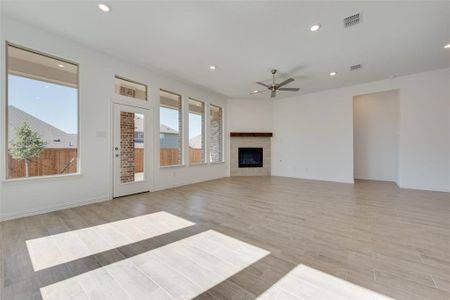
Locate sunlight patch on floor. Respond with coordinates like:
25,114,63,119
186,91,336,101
257,264,394,300
40,230,270,300
26,211,194,271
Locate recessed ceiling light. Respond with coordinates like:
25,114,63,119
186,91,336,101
444,43,450,49
253,90,258,93
57,64,64,68
209,65,216,70
98,3,111,12
310,24,321,32
329,72,337,76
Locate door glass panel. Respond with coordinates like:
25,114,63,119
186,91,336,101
120,112,144,183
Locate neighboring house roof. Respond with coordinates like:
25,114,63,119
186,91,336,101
8,105,77,148
189,134,202,149
160,124,178,135
134,114,177,135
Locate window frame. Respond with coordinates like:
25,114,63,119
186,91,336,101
4,41,81,181
114,75,148,101
159,89,184,168
208,103,225,164
188,97,206,165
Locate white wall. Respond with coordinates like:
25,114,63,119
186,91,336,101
397,70,450,192
353,90,399,182
0,17,228,220
272,90,355,183
227,98,273,132
271,68,450,192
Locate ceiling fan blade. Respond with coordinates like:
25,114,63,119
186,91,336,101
249,90,267,95
271,90,276,98
277,78,294,88
278,87,300,91
256,82,270,88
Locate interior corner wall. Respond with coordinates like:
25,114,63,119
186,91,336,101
396,69,450,192
353,90,399,182
272,90,355,183
227,98,273,132
270,68,450,192
226,98,273,175
0,17,228,221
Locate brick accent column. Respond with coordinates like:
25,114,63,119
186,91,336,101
120,112,135,183
209,106,223,162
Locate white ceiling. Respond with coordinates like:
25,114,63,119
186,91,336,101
2,1,450,99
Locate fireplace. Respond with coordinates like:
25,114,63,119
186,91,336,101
230,132,271,176
238,147,263,168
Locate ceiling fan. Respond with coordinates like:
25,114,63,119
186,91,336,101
250,69,300,98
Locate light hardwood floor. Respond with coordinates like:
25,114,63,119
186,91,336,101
1,177,450,299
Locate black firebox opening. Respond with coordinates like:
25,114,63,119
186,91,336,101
238,147,263,168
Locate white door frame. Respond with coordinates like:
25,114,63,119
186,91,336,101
113,103,150,197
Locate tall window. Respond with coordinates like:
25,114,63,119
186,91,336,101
6,44,78,179
160,90,182,166
188,98,205,164
209,104,223,163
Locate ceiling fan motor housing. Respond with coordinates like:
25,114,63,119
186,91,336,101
252,69,299,97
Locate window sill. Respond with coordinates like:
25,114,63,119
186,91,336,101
159,164,186,169
2,173,83,183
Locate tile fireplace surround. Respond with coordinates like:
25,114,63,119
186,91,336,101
230,132,272,176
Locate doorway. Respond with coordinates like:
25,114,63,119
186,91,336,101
113,104,150,197
353,90,400,182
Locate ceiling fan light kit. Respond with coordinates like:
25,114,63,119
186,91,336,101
251,69,300,98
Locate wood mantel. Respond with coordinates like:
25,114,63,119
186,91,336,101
230,132,273,137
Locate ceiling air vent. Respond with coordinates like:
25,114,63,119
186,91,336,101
350,64,362,71
344,13,361,28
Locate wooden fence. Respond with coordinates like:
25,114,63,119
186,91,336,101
135,148,144,172
9,148,203,178
135,148,202,170
159,148,179,167
158,148,203,167
189,148,203,164
8,148,78,178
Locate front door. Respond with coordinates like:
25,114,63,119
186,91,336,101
113,104,150,197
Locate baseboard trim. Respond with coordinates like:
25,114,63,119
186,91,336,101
271,174,355,184
0,196,111,222
397,184,450,193
1,176,228,222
